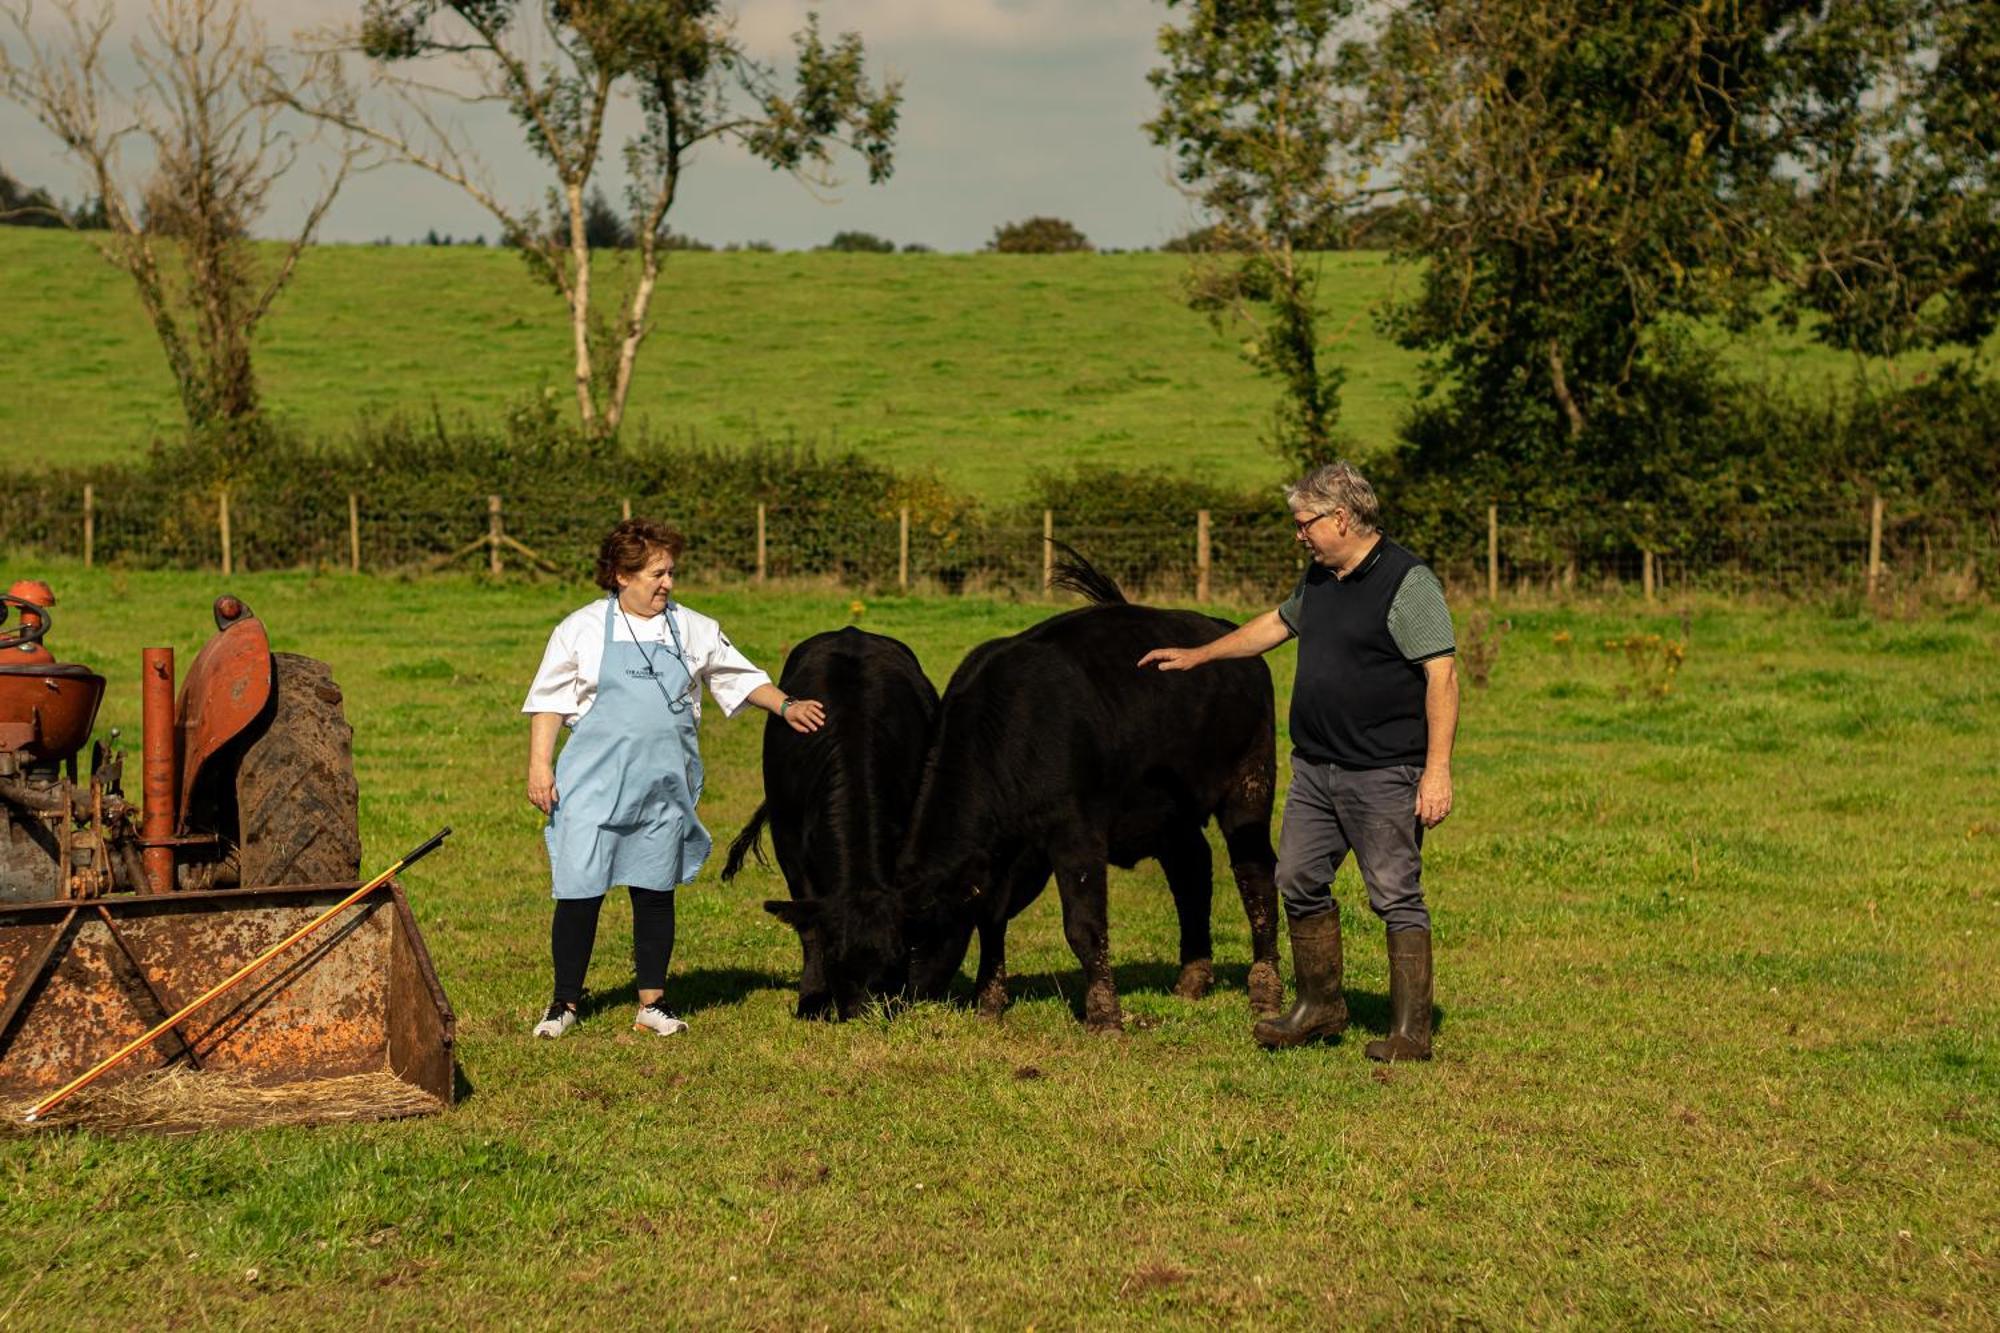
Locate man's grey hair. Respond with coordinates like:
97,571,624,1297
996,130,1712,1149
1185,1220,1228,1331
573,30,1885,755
1286,461,1381,533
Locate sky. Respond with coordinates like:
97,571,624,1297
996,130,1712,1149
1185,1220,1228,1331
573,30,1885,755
0,0,1207,252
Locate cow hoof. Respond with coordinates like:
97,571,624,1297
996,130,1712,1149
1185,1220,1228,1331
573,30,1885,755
1247,960,1284,1018
1173,959,1214,1001
1083,986,1123,1032
976,980,1009,1018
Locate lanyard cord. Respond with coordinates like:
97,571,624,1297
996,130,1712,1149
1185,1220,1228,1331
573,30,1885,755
614,595,695,714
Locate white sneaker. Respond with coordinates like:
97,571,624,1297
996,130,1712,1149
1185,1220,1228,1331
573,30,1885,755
632,1001,688,1037
533,1001,578,1039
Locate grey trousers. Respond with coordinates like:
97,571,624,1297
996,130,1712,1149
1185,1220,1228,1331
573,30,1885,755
1276,756,1430,933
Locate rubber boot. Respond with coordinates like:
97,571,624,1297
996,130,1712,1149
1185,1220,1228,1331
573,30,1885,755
1252,907,1348,1048
1365,928,1433,1062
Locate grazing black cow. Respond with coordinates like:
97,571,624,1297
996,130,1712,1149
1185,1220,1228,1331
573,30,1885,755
721,628,939,1018
779,552,1283,1030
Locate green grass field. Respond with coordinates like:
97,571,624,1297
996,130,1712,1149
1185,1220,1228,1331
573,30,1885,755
0,563,1994,1325
0,228,1903,498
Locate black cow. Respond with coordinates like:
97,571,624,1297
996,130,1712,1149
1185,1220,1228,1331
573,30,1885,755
721,628,939,1018
780,553,1283,1030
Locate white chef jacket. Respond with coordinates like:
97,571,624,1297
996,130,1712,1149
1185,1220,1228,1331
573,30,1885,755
520,598,771,727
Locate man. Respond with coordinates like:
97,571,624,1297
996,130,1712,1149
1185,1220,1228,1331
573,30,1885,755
1139,462,1457,1060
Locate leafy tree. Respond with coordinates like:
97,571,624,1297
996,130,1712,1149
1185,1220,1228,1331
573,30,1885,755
1360,0,1813,519
1341,200,1423,251
1147,0,1365,472
293,2,901,439
68,191,107,229
987,216,1092,253
1364,1,2000,513
581,186,633,251
0,163,66,227
1159,223,1240,254
822,229,895,252
1382,3,1771,435
1773,0,2000,360
0,0,356,475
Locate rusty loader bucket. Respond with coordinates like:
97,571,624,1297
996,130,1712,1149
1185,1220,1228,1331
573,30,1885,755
0,878,455,1131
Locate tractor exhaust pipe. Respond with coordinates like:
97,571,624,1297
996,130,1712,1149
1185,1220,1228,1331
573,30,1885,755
141,648,175,894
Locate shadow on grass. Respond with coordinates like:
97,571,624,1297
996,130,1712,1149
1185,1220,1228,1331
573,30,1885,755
580,966,789,1021
1003,959,1262,1010
995,960,1449,1037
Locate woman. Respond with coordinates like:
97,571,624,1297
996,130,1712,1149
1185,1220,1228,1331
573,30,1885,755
521,518,824,1038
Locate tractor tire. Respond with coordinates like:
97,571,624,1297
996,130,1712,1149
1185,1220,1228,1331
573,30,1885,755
232,652,362,887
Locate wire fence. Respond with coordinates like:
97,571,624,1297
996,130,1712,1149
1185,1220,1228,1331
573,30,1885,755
4,483,1995,605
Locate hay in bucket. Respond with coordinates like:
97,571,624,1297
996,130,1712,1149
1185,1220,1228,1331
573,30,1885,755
8,1067,445,1136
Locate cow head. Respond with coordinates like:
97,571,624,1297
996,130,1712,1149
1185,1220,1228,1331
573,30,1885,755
764,890,910,1020
890,851,986,1001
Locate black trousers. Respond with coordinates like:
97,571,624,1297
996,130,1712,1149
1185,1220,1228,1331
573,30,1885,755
550,887,676,1005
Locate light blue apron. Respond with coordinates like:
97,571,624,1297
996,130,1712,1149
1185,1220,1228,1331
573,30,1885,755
544,596,710,899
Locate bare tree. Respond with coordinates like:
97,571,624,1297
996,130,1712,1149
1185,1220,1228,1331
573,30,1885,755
0,0,356,470
284,2,900,440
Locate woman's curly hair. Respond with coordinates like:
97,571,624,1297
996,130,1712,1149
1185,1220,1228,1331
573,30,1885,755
594,518,686,593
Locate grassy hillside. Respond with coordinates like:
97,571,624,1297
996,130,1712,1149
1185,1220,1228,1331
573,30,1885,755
0,229,1899,498
0,567,1992,1323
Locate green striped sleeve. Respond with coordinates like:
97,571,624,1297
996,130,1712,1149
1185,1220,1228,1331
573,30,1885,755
1387,565,1455,662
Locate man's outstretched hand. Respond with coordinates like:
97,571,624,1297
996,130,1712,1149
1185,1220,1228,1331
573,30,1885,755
1138,646,1208,671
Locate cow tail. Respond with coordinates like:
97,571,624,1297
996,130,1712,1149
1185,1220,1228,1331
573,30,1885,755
1047,541,1126,605
721,802,770,881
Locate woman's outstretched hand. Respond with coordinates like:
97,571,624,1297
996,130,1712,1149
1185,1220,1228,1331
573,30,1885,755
784,698,827,733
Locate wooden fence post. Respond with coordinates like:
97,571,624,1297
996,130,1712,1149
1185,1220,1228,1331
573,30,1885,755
756,503,767,583
1867,493,1884,600
219,489,233,577
348,493,361,574
1486,503,1498,602
1196,509,1212,603
621,497,632,521
1042,509,1054,596
82,483,94,569
1642,549,1655,603
488,495,503,578
898,506,910,592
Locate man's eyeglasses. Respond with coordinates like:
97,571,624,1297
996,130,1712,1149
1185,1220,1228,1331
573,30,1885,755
1294,510,1338,536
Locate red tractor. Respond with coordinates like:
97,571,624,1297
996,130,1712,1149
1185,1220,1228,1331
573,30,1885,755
0,581,359,899
0,582,453,1124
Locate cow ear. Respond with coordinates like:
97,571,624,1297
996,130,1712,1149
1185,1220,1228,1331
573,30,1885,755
764,899,821,930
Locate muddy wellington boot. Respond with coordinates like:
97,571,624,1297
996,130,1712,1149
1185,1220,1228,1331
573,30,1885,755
1252,908,1349,1048
1365,928,1433,1062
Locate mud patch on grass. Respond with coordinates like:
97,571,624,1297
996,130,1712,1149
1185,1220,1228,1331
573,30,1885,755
1120,1262,1189,1298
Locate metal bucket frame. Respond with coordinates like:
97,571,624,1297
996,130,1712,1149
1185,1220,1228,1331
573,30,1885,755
0,879,455,1114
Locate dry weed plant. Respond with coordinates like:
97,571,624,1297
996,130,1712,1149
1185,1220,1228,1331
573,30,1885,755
1462,609,1510,687
1603,632,1689,699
